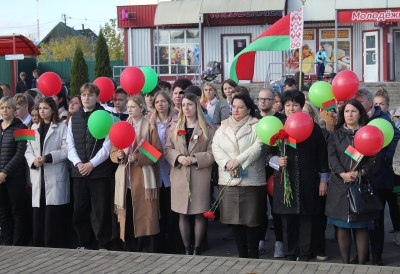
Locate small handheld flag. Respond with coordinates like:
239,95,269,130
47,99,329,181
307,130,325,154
14,129,35,141
138,140,162,163
345,145,363,162
322,99,337,112
286,137,297,149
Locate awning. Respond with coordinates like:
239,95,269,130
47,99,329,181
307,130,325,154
154,0,286,25
0,35,40,55
335,0,398,10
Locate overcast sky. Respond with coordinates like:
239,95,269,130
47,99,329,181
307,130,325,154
0,0,128,42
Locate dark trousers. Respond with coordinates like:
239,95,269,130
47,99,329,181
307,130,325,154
269,194,283,242
370,188,400,256
125,190,157,252
309,196,327,256
158,185,183,254
317,63,325,80
231,224,261,259
281,214,313,261
73,177,112,249
0,176,26,246
33,189,67,248
387,191,400,230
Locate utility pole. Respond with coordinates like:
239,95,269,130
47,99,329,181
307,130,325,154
61,13,67,25
37,0,40,41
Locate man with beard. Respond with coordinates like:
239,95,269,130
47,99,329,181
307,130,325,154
256,88,286,258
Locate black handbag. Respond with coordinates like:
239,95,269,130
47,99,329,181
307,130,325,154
347,173,383,215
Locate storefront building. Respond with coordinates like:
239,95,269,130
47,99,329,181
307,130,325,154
117,0,400,83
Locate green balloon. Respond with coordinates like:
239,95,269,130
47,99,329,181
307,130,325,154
140,67,158,94
111,116,121,123
309,81,334,108
88,110,113,139
368,118,394,148
256,116,284,145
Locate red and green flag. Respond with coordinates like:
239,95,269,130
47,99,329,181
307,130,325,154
286,137,297,149
230,7,304,82
345,145,363,162
14,129,35,141
322,99,337,112
138,139,162,163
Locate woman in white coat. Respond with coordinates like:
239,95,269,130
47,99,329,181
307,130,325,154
25,97,69,248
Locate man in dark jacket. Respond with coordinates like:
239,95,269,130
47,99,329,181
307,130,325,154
67,83,114,250
16,72,31,94
355,86,400,265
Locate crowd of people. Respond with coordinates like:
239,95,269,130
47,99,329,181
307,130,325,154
0,73,399,266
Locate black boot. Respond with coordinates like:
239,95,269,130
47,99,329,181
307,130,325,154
185,246,193,255
193,247,201,255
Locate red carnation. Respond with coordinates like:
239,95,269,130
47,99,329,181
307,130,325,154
203,211,215,219
270,135,278,146
177,130,187,136
277,129,288,140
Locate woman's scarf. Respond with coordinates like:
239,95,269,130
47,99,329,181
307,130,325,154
226,114,251,134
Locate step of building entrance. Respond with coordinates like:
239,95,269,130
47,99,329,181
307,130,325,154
0,245,398,274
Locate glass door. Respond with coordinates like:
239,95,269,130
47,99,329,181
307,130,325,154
223,36,250,83
363,31,378,82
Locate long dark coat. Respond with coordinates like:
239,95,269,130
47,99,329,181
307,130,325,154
265,122,329,215
325,125,379,222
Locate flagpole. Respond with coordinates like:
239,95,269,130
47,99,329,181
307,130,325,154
298,0,306,91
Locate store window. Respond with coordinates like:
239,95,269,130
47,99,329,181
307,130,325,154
286,29,317,75
154,29,200,75
319,28,352,73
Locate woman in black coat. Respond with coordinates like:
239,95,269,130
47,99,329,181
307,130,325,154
326,99,379,265
0,96,28,246
265,90,329,261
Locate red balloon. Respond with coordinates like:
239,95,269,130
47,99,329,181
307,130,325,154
266,175,274,196
37,72,62,96
120,67,145,95
354,125,384,156
109,122,136,149
332,70,359,101
284,112,314,143
93,77,115,103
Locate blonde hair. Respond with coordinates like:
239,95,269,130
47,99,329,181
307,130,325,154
200,82,220,104
0,96,16,111
150,91,174,124
128,94,146,115
80,83,100,95
375,87,389,104
173,93,210,141
13,94,28,106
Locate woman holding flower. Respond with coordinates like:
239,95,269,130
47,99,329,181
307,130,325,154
164,92,215,256
212,93,266,259
265,90,329,261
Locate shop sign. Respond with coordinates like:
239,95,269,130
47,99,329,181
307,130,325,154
209,10,282,19
321,30,349,39
338,9,400,23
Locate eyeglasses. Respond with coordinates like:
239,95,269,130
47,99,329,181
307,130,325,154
257,98,274,103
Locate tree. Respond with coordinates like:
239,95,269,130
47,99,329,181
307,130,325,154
102,19,124,60
70,46,89,97
94,30,112,78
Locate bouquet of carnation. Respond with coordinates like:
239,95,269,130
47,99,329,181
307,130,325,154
270,129,293,206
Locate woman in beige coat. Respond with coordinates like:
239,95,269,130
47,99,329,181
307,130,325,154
212,93,266,259
110,95,162,253
164,92,215,255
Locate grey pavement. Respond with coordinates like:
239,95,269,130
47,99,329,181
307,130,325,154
0,245,399,274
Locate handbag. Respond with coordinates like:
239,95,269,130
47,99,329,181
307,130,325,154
347,172,383,215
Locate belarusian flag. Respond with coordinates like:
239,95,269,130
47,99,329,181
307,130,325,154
230,7,304,82
138,140,162,163
345,145,363,162
14,129,35,141
286,137,297,149
322,99,337,112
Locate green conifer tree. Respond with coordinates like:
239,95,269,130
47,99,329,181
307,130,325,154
94,30,112,78
70,46,89,97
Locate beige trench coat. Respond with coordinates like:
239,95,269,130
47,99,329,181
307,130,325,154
110,125,162,238
164,121,215,215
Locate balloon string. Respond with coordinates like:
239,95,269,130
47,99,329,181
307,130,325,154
89,139,97,160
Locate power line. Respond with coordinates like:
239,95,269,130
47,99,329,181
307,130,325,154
69,17,111,23
0,19,59,29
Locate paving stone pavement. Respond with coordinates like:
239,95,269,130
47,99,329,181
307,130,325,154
0,246,399,274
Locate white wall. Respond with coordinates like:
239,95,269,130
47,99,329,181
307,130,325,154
203,25,284,83
288,0,335,21
128,28,152,66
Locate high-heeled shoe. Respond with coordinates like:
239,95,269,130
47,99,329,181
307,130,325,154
193,247,201,255
185,246,193,255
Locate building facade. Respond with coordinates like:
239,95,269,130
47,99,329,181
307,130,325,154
117,0,400,83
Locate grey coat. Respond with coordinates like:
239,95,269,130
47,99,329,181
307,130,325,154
213,99,230,125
